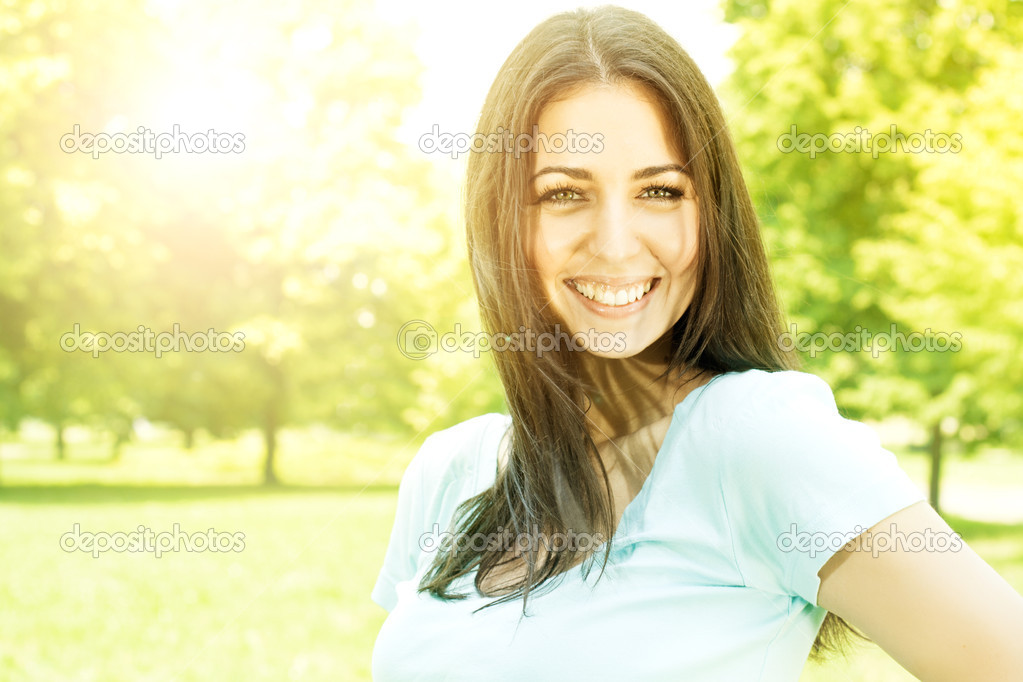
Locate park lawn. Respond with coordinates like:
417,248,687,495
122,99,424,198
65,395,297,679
0,426,416,488
0,485,394,682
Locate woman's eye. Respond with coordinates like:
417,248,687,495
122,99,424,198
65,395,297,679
640,186,682,200
538,187,584,204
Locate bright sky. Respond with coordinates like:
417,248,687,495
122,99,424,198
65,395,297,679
376,0,740,175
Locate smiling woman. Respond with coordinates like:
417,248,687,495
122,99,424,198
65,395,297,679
370,6,1023,681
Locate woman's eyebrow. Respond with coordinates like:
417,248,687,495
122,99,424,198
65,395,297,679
632,164,688,180
531,164,688,182
532,165,592,181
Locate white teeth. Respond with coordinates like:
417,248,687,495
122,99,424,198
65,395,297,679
570,279,656,307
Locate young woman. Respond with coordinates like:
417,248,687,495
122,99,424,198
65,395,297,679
371,6,1023,680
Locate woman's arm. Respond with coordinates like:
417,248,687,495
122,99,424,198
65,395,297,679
817,499,1023,681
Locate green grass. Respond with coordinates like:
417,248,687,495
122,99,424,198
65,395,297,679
0,425,415,487
0,427,408,682
0,485,394,682
1,429,1021,681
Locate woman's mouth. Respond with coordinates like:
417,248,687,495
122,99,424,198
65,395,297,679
564,277,661,316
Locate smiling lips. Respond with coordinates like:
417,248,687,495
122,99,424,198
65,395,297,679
567,277,659,307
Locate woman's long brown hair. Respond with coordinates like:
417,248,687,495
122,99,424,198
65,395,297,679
418,4,864,661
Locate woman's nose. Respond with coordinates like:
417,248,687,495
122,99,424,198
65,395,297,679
588,199,643,262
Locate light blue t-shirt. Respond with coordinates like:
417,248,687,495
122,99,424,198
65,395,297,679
370,369,926,681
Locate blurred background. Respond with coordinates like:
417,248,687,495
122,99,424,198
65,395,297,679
0,0,1020,679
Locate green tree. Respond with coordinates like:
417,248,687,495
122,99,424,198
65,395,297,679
0,0,504,484
723,0,1023,513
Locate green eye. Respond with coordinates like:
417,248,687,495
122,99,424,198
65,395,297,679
537,185,585,205
641,186,681,200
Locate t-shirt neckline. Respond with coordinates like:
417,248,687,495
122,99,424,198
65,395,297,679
488,374,725,546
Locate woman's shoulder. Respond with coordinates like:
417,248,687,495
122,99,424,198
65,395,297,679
703,366,833,394
419,412,511,461
696,368,838,417
406,412,511,496
692,369,924,604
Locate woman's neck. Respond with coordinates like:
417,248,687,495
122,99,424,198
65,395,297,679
575,331,701,445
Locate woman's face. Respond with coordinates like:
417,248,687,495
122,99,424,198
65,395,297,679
530,82,700,359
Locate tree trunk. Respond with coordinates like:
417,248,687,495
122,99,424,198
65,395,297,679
55,422,66,460
263,415,279,486
928,420,943,516
183,428,195,451
262,360,285,486
110,432,126,461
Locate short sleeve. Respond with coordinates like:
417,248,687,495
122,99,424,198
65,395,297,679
718,370,927,606
371,438,430,612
